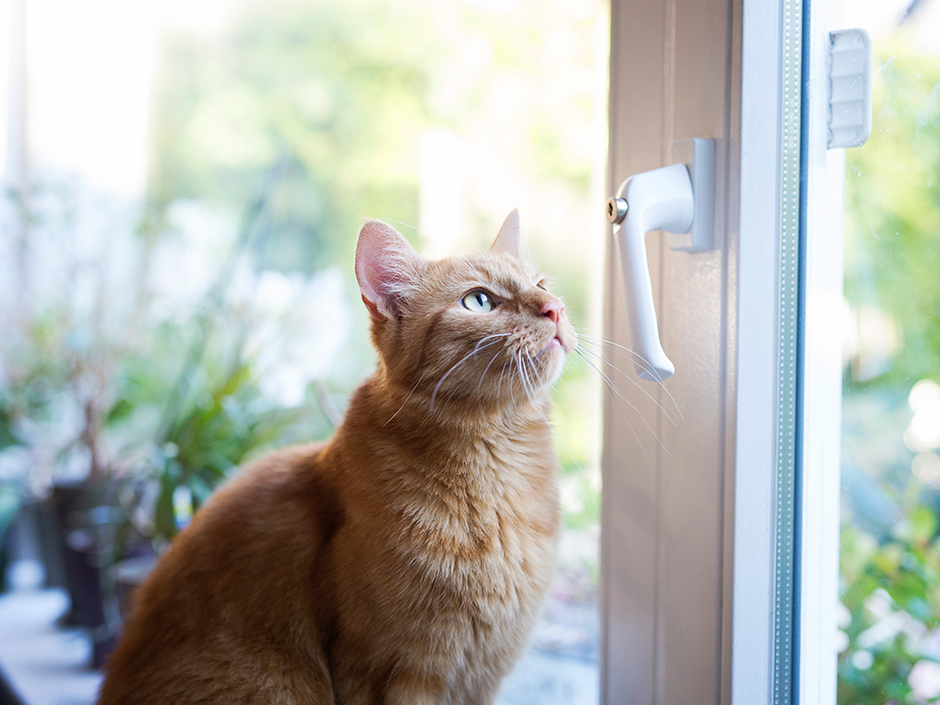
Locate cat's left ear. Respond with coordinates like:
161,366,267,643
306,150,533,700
356,220,422,321
490,209,520,257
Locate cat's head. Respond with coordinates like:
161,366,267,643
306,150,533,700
354,211,575,413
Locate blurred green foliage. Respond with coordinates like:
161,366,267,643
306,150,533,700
150,0,440,272
840,491,940,705
844,44,940,386
840,42,940,705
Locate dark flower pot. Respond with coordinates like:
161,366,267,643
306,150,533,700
65,526,122,668
113,552,158,621
0,668,24,705
31,480,148,668
41,484,88,592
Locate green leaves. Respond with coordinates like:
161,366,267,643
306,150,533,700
147,359,302,542
840,497,940,704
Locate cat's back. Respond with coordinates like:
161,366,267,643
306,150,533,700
97,442,342,705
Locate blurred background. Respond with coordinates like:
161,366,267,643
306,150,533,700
837,2,940,704
0,1,608,703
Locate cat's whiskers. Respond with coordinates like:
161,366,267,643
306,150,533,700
519,352,539,400
578,337,683,426
537,383,586,476
496,357,511,406
429,334,510,411
383,375,427,427
574,349,668,458
512,352,527,400
475,349,506,414
576,344,678,426
574,329,683,419
511,357,592,474
506,355,516,406
516,352,532,399
574,328,665,381
478,349,504,395
518,351,537,401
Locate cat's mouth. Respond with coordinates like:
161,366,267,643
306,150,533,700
538,334,566,356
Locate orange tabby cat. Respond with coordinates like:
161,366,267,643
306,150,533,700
97,211,575,705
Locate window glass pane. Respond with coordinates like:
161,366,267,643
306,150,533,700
0,1,607,703
839,3,940,703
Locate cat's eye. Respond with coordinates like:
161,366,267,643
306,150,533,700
461,290,496,313
536,280,548,291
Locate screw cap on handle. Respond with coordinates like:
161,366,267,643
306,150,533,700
606,197,628,224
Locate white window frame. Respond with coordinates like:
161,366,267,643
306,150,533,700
603,0,845,702
735,0,844,702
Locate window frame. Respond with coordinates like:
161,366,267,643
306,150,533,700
602,0,844,702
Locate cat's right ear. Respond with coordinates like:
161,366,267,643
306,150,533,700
355,220,422,321
490,209,520,257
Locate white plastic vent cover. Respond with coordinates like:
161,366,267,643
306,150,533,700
828,28,872,149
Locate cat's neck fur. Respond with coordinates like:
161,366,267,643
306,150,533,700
361,365,551,440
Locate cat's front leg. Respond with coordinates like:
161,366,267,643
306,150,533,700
382,673,449,705
384,674,502,705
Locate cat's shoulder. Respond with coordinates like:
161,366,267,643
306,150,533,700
190,441,343,539
234,441,330,485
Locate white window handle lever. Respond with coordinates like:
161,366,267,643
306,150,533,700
606,138,715,382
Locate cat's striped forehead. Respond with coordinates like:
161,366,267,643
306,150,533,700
430,253,543,297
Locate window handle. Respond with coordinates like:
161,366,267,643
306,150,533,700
606,138,715,381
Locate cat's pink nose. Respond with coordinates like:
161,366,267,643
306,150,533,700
541,299,564,324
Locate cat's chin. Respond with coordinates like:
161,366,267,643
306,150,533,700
538,333,572,358
535,341,568,386
543,336,562,353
